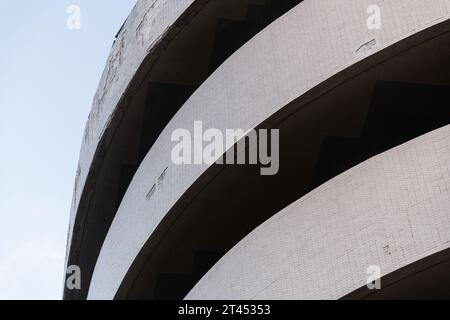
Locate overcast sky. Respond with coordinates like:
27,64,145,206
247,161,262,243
0,0,136,299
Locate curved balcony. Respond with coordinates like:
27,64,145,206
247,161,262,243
86,0,450,299
186,125,450,299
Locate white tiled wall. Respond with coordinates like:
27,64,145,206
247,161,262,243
86,0,450,299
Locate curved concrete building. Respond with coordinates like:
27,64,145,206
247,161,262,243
65,0,450,300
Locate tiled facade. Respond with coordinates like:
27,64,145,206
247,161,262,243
66,0,450,299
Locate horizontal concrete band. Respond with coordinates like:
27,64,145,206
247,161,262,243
67,0,198,263
88,0,450,299
186,125,450,300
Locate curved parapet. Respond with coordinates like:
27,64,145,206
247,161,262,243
66,0,305,299
68,0,200,251
186,125,450,299
66,0,202,268
87,0,450,299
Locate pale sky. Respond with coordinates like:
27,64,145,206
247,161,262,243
0,0,136,299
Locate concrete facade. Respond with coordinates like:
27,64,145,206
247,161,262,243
66,0,450,299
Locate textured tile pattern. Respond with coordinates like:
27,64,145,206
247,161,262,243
86,0,450,299
187,126,450,300
68,0,196,257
